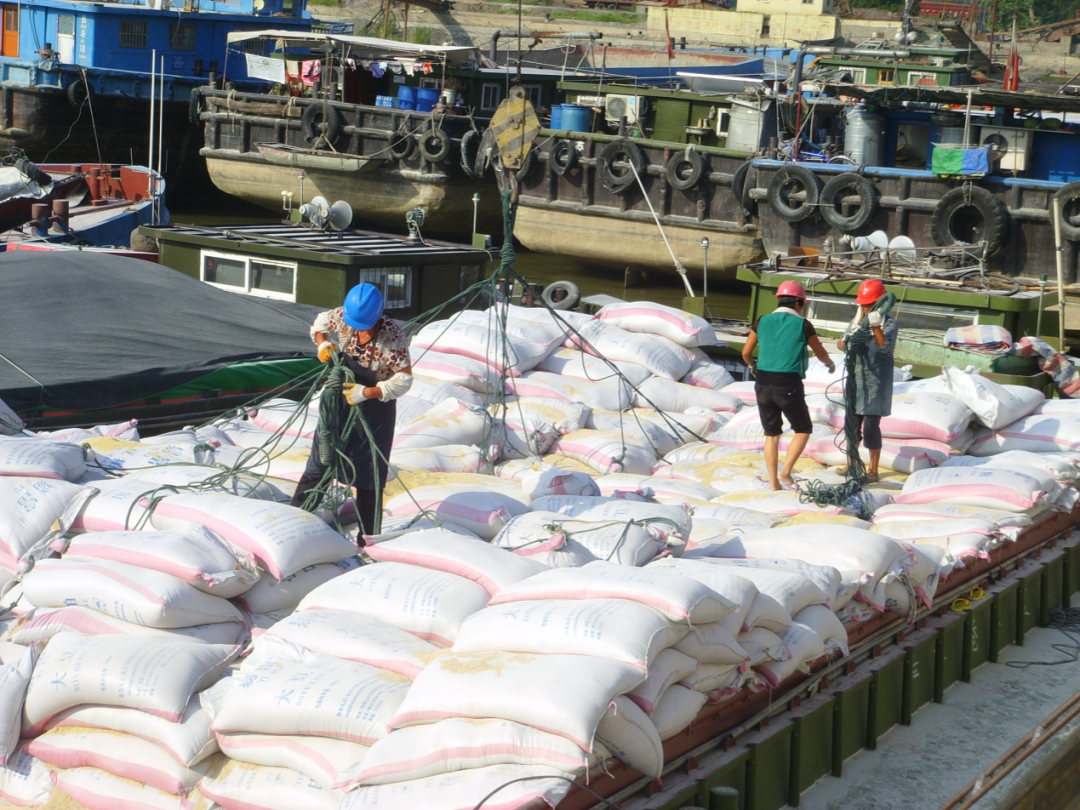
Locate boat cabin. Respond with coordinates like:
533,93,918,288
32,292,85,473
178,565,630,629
814,46,973,89
142,222,490,319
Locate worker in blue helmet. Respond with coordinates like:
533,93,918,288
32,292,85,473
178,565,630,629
290,282,413,540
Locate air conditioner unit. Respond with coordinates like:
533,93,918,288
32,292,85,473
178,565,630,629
604,94,644,124
980,126,1032,173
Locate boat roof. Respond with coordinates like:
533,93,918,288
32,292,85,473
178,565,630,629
825,82,1080,114
226,29,478,59
0,251,321,413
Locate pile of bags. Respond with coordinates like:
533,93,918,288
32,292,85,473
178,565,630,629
0,299,1078,810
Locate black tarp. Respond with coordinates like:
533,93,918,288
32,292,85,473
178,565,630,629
0,251,324,412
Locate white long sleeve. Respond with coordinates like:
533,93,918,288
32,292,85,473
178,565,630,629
376,372,413,402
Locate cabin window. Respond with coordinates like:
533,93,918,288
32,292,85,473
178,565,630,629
200,251,297,301
481,83,501,112
119,20,148,49
907,71,938,87
840,67,867,84
804,295,978,334
169,23,196,51
877,68,896,85
523,84,542,108
359,266,412,309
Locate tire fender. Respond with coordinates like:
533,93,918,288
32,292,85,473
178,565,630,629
188,88,205,124
300,102,342,146
1054,181,1080,242
550,139,579,176
459,129,482,177
542,280,581,310
731,159,755,214
819,172,877,232
598,139,645,194
418,128,451,163
666,147,704,191
930,184,1009,256
389,123,416,160
66,78,94,110
766,164,821,223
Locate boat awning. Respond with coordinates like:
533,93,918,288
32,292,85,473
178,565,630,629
225,29,478,59
824,82,1080,114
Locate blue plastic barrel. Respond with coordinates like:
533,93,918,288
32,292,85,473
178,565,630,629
396,85,416,111
416,87,439,113
560,104,590,133
550,104,563,130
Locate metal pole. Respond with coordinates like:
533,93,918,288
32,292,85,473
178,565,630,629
148,49,156,202
702,237,710,307
989,0,998,60
472,192,480,237
156,55,165,226
1053,196,1067,349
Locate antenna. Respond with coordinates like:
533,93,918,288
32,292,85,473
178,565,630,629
329,200,353,232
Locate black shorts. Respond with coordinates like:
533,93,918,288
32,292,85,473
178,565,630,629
755,374,813,436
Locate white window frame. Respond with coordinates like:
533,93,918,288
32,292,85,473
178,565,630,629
200,250,297,301
907,71,939,86
481,83,501,112
804,293,978,334
841,67,868,84
359,266,412,309
522,83,542,108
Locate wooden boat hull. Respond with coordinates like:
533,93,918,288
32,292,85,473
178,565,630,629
198,90,500,238
514,202,762,279
256,143,385,173
512,132,763,279
204,151,500,236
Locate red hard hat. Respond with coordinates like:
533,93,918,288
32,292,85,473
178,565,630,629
775,280,806,300
855,278,886,305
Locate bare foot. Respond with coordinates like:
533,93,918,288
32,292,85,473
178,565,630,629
778,475,795,490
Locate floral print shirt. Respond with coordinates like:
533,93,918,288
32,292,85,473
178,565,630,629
310,308,410,383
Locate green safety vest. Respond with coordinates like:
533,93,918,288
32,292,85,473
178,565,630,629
756,310,809,377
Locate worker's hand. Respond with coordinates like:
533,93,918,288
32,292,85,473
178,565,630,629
836,338,846,351
827,361,837,375
867,310,884,329
342,383,380,405
317,341,335,364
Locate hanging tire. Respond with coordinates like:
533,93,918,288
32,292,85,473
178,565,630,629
300,102,342,146
66,78,93,109
731,159,755,213
666,148,704,191
188,88,206,124
15,157,51,187
930,185,1009,256
819,172,877,232
766,164,821,223
460,129,482,177
1054,182,1080,242
550,139,579,175
598,139,645,194
542,280,581,310
418,128,451,163
473,128,498,177
389,124,415,160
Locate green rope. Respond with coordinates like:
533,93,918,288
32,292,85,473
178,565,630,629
798,292,897,519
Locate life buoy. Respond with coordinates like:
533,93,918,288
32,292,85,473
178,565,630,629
930,185,1008,256
188,88,206,124
300,102,342,146
388,124,415,160
549,139,579,176
542,280,581,310
418,128,451,163
766,164,821,223
1054,182,1080,242
15,157,51,187
459,129,482,177
819,172,877,232
731,159,755,214
666,148,704,191
598,139,645,194
66,78,94,109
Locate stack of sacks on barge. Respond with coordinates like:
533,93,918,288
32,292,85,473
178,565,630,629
0,299,1078,809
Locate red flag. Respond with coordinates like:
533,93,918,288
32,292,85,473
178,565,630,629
664,9,675,61
1003,41,1020,91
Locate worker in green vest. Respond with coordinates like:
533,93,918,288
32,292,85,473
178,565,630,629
741,281,835,491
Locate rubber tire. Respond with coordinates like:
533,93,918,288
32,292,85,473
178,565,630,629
958,270,1020,295
731,159,755,213
598,139,645,194
459,129,482,177
515,147,535,181
766,164,821,223
1054,182,1080,242
550,139,579,175
15,157,51,187
300,102,342,146
418,128,451,163
66,79,93,109
542,280,581,310
389,124,415,160
930,185,1009,257
666,148,704,191
188,88,206,124
473,128,497,177
819,172,876,232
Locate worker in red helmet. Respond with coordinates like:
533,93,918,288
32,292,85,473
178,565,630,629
837,278,898,483
741,280,835,491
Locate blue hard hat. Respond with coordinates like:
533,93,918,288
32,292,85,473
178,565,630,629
342,283,384,330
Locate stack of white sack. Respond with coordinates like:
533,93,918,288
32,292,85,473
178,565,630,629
15,631,237,808
356,561,737,785
711,406,837,453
